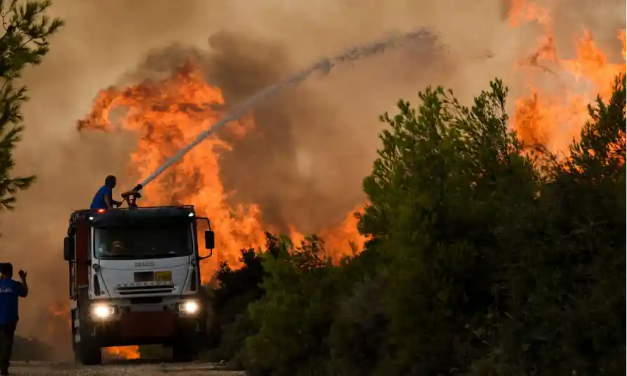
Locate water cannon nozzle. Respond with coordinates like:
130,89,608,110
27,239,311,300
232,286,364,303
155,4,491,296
121,184,143,199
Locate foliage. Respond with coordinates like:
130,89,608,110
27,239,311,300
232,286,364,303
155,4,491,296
354,79,539,375
0,0,63,210
242,235,338,376
472,74,626,376
205,233,276,363
210,75,625,376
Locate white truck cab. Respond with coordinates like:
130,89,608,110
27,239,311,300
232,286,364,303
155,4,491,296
64,205,214,365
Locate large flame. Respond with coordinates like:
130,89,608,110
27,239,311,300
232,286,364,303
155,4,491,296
77,62,363,281
510,0,626,154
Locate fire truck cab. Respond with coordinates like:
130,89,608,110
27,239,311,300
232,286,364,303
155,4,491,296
63,205,214,365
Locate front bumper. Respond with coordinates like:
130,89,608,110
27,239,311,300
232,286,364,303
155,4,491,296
89,297,202,320
85,297,207,346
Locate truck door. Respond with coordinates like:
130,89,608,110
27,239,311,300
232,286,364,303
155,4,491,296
74,221,90,292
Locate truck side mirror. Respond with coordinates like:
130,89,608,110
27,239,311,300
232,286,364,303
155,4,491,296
204,230,215,250
63,236,74,261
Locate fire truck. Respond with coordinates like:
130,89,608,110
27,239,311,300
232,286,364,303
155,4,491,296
63,190,214,365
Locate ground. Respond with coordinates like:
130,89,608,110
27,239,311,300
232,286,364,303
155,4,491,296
8,360,246,375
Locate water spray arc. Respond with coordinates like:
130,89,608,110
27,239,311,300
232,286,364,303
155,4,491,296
125,29,433,198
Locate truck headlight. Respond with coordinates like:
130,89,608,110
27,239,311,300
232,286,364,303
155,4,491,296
91,304,115,319
179,300,200,315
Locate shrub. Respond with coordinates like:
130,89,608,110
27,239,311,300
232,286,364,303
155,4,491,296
219,75,626,376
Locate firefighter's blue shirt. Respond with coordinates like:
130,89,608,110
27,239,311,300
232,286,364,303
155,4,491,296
90,185,112,210
0,279,27,325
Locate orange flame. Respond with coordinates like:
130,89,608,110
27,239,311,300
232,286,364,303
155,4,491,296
320,206,368,262
46,300,71,335
509,1,625,154
288,205,368,263
106,346,140,360
507,0,551,26
78,62,363,281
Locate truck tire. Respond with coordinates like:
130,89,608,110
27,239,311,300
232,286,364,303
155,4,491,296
73,314,102,366
74,289,103,366
76,341,102,366
172,335,200,362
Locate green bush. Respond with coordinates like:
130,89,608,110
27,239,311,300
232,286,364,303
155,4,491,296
471,75,626,376
215,75,626,376
325,244,389,376
205,233,275,362
242,236,338,376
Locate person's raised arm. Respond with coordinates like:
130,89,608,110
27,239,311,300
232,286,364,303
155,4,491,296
105,194,113,209
17,270,28,297
104,185,114,209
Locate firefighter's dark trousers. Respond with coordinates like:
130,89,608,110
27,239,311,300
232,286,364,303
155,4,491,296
0,323,16,372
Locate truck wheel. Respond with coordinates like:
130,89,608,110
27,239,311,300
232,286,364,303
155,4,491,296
172,337,200,362
75,341,102,366
74,322,102,366
74,290,102,366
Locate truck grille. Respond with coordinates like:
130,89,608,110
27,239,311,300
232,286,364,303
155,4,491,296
117,285,175,295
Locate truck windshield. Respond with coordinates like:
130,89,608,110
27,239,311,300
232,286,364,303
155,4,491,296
94,222,193,259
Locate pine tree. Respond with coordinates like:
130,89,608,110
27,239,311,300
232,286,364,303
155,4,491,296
0,0,62,210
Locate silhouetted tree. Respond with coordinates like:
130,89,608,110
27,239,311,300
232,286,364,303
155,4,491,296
0,0,63,210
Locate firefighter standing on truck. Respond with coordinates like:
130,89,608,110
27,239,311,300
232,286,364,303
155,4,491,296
91,175,123,210
0,263,28,376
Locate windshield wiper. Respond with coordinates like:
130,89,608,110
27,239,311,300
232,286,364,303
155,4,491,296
99,255,136,259
137,253,183,258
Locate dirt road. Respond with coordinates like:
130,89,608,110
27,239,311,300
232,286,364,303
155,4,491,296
8,360,246,375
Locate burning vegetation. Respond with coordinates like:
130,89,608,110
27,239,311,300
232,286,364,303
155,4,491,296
42,0,623,364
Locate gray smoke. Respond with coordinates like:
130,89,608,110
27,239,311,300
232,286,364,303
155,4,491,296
135,30,442,231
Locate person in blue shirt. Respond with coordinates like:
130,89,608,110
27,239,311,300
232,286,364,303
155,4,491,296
0,263,28,376
90,175,122,210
